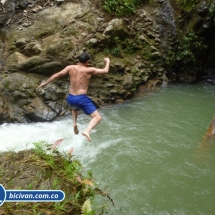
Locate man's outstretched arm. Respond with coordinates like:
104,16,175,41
37,66,70,89
91,58,110,75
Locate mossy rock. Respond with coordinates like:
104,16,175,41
10,56,51,71
45,38,74,61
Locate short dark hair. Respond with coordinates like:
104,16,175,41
78,52,91,63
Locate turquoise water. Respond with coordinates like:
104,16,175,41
0,83,215,214
86,84,215,215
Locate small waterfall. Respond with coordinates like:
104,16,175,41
161,0,177,32
151,0,177,49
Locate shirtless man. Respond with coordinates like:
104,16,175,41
37,52,110,142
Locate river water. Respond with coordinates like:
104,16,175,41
0,83,215,215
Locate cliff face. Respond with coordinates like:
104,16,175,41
168,0,215,82
0,0,214,123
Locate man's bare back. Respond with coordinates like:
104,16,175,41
37,52,110,142
68,65,94,95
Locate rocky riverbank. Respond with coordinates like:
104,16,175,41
0,0,214,124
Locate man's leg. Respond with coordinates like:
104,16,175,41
72,109,79,134
82,110,102,142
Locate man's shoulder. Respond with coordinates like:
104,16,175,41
85,66,96,72
66,64,77,71
67,64,76,68
76,66,96,73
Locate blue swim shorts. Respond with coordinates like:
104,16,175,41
66,94,97,115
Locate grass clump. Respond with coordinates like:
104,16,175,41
0,141,113,215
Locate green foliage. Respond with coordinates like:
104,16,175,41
123,38,136,55
33,141,47,156
1,142,114,214
32,141,83,177
165,31,207,68
179,0,200,12
142,48,153,60
104,36,122,57
209,0,215,14
31,141,112,215
179,0,215,13
104,36,142,57
100,0,149,17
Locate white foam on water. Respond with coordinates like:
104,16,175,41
0,113,120,166
0,116,86,153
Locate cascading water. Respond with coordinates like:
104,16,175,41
161,0,176,31
151,0,177,49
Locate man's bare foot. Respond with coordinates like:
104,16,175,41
74,125,79,135
82,131,92,142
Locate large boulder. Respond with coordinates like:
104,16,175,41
103,18,129,38
0,72,67,123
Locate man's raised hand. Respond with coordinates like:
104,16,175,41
104,58,110,63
